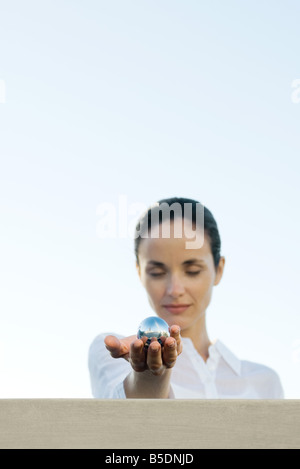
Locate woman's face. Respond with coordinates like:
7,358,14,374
136,217,225,334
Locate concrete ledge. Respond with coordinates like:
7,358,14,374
0,399,299,449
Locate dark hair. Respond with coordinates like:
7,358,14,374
134,197,222,270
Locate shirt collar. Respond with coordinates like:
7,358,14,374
182,337,242,377
213,339,242,376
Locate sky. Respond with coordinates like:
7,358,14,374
0,0,299,398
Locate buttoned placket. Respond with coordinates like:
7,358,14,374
184,338,221,398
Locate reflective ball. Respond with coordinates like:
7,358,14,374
137,316,170,347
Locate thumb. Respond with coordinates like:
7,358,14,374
104,335,131,360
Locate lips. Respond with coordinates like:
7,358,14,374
163,304,191,314
164,304,190,307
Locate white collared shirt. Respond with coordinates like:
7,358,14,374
88,333,285,399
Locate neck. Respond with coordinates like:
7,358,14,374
180,313,212,362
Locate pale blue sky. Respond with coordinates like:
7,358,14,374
0,1,299,398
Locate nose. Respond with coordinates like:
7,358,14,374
165,273,185,297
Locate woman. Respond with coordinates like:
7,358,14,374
88,197,284,399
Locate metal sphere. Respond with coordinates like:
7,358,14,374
137,316,170,347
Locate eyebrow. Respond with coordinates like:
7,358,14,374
147,258,206,267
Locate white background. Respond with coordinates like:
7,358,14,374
0,1,299,398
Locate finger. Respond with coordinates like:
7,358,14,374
104,335,129,360
129,339,146,372
159,336,167,346
150,337,158,343
142,336,158,350
169,325,182,355
147,340,164,375
104,335,122,357
162,337,177,368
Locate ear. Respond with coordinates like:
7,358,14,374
214,256,225,286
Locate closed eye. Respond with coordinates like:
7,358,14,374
149,271,201,277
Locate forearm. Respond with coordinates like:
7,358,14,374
123,368,173,399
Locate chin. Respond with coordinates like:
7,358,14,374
157,313,187,331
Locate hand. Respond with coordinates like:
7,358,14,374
104,325,182,376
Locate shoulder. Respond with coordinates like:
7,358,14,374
240,359,284,398
215,339,284,398
240,359,279,377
